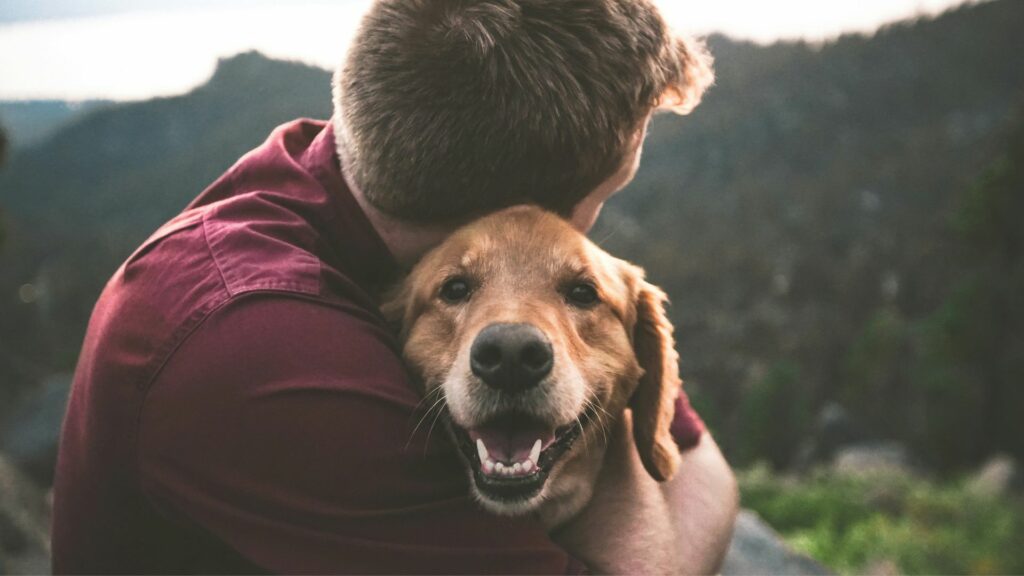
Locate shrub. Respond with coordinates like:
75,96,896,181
735,362,811,468
739,466,1024,574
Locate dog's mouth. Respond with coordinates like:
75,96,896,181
449,410,590,504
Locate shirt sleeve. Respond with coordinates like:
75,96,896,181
137,295,583,574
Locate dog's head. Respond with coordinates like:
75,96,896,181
385,205,682,516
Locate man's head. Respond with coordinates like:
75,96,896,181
333,0,713,225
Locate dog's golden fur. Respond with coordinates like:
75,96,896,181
385,205,683,525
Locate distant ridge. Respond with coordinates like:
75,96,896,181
0,101,113,150
1,51,331,234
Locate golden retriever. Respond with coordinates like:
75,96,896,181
385,205,682,526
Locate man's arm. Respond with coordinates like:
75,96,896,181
551,411,739,574
137,296,581,574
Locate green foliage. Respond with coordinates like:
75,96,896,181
840,112,1024,470
740,466,1024,574
922,120,1024,465
908,281,989,468
736,361,811,469
591,0,1024,470
841,308,911,439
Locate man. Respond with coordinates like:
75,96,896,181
52,0,736,573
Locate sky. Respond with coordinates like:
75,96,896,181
0,0,978,101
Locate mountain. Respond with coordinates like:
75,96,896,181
0,51,332,417
2,1,1023,469
2,51,331,233
0,101,113,150
591,0,1024,468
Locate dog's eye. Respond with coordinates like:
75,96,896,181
566,282,599,307
440,278,472,303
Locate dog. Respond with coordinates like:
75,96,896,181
384,205,683,526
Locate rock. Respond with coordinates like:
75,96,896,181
722,510,833,575
967,454,1021,497
0,453,50,574
832,442,915,477
0,373,72,486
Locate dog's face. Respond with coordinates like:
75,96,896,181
386,206,682,517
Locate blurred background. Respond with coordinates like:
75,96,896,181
1,0,1022,573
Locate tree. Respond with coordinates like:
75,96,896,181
909,110,1024,469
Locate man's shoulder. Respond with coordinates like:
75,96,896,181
86,115,386,400
134,289,580,574
156,294,416,408
139,295,446,509
123,195,326,302
82,197,385,404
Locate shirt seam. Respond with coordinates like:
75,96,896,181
202,211,232,296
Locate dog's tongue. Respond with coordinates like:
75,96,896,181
466,415,556,464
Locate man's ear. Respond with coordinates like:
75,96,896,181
631,281,683,482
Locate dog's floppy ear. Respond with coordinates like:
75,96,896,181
631,280,683,482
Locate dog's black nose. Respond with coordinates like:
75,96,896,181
470,323,553,393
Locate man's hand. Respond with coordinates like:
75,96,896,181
551,411,739,574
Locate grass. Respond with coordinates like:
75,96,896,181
738,465,1024,574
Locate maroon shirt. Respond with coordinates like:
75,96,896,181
51,119,705,574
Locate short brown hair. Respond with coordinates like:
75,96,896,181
333,0,713,222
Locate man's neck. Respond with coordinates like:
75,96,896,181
342,166,453,270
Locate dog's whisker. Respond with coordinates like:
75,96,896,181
594,224,620,247
408,387,446,439
574,412,591,452
583,397,612,447
407,385,444,425
595,411,613,445
406,389,448,450
422,396,448,457
407,385,442,419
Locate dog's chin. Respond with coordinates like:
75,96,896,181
448,409,591,515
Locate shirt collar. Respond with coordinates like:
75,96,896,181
302,120,400,291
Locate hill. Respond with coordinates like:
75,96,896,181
0,51,332,415
1,0,1023,469
0,100,112,150
592,0,1024,468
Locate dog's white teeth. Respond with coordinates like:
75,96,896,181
530,439,542,464
480,448,540,477
482,457,537,476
